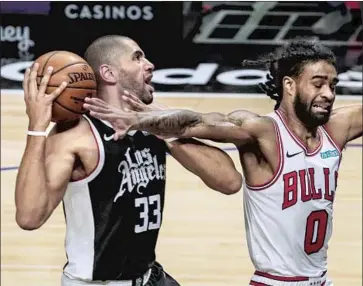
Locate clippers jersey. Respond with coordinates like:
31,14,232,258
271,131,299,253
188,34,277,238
243,110,342,277
62,115,167,281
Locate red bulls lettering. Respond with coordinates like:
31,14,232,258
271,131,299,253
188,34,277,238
282,168,337,210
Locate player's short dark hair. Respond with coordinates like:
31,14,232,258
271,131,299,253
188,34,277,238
84,35,130,84
242,39,337,110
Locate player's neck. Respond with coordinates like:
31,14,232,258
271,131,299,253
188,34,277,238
97,87,132,111
277,106,319,139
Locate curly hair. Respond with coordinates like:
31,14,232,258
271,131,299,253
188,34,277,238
242,39,337,110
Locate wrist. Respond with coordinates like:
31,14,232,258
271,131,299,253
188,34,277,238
130,114,141,130
164,137,180,144
27,130,47,137
28,122,48,132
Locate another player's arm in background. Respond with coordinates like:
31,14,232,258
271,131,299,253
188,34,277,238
165,138,242,194
326,104,363,149
15,127,76,230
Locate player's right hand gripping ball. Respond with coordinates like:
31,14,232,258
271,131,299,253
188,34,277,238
35,51,97,123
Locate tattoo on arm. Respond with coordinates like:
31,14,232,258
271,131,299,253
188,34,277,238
133,110,231,136
134,110,202,136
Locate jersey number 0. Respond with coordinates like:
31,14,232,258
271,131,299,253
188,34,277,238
304,210,328,254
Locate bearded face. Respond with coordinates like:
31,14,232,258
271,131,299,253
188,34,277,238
114,39,155,104
117,66,154,105
293,91,332,127
291,60,338,127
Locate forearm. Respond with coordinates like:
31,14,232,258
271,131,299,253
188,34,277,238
131,109,241,141
15,137,52,229
166,139,242,194
132,109,204,136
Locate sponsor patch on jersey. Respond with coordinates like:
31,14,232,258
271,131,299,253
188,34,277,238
320,149,339,159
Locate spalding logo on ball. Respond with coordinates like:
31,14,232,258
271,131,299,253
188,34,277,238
34,51,97,123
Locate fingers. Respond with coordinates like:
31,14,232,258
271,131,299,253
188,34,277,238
92,97,108,107
38,66,53,95
122,90,149,111
123,90,140,102
49,81,67,100
122,96,140,110
84,103,112,114
84,97,109,109
113,131,126,141
122,95,146,112
150,102,168,111
89,111,111,120
38,66,53,94
113,132,120,141
29,62,39,96
23,67,31,101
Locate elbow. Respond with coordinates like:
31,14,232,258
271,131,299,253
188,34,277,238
15,211,44,231
213,171,243,195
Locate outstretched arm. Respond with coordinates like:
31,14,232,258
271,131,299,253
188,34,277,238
85,93,243,194
132,109,265,146
124,92,244,194
325,104,362,149
344,104,362,142
83,97,260,145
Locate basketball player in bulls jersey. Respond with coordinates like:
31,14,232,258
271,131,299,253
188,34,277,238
83,39,362,286
15,35,243,286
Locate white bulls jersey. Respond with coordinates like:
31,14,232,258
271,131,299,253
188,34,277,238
243,110,342,279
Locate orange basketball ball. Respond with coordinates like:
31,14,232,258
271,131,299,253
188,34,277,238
34,51,97,123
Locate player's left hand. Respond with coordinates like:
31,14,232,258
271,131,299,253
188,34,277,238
83,97,137,140
121,90,176,141
121,90,168,112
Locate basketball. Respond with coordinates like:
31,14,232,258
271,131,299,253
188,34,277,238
34,51,97,123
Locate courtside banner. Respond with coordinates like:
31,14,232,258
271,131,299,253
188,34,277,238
1,1,183,89
169,1,362,95
1,1,52,89
1,1,362,96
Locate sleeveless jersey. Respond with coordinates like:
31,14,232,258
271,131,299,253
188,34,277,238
62,115,167,281
243,110,342,277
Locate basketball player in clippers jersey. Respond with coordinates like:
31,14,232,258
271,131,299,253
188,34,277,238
83,39,362,286
15,35,242,286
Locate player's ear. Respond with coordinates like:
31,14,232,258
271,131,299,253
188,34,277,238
282,76,296,97
99,64,117,84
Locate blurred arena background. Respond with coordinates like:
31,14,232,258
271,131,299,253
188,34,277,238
1,1,362,285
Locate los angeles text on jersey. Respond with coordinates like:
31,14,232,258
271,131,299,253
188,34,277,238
282,167,338,210
114,146,166,202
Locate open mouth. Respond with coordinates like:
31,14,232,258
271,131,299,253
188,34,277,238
145,74,154,93
312,103,330,113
